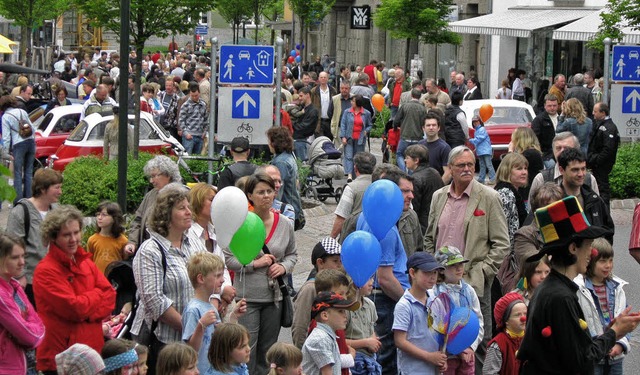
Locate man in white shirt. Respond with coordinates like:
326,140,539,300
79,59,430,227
311,71,337,140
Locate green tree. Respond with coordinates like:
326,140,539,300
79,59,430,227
374,0,461,67
589,0,639,51
288,0,335,60
0,0,69,60
217,0,254,43
263,0,285,44
75,0,217,157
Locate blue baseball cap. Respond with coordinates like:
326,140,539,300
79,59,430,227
406,252,444,272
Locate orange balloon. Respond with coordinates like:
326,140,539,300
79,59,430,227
479,104,494,122
371,93,385,112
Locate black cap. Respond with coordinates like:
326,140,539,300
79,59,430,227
230,137,250,153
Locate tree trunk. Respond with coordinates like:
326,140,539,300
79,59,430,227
254,0,259,44
134,45,143,159
405,38,411,71
20,26,28,64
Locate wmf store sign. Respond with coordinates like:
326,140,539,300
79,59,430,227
351,5,371,29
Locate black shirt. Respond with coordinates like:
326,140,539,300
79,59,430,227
518,268,616,374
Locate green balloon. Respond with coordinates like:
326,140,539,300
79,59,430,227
229,212,267,266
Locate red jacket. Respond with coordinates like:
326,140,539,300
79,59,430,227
0,277,45,375
33,243,116,371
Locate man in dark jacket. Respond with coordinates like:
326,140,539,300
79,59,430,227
558,147,614,243
310,71,337,140
292,86,319,161
443,91,468,149
565,73,594,119
588,102,620,206
217,137,257,190
531,94,559,168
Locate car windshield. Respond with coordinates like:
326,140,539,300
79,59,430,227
472,107,533,125
68,120,89,141
38,113,53,132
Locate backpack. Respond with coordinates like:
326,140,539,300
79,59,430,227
7,111,32,139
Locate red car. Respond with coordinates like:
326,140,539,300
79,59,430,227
48,111,185,171
461,99,535,161
33,105,83,167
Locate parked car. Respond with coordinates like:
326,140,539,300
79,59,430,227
33,104,83,167
460,99,535,160
48,111,185,171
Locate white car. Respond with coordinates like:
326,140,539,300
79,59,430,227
460,99,535,160
49,111,184,171
33,104,84,167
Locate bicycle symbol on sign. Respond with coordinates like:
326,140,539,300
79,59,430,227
237,122,254,133
626,118,640,127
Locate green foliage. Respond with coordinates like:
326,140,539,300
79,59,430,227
610,143,640,199
588,0,629,51
75,0,217,50
288,0,335,25
0,0,69,29
0,164,16,204
371,106,391,138
60,153,155,215
374,0,461,45
296,158,310,190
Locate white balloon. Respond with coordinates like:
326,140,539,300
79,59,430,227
211,186,249,248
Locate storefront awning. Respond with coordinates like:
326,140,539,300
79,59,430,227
449,8,598,38
553,10,640,44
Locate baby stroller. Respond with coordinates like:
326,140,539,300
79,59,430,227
302,136,344,203
105,259,137,339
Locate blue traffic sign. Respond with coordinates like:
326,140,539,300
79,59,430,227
219,45,275,85
231,89,260,119
195,25,208,35
612,45,640,82
622,86,640,113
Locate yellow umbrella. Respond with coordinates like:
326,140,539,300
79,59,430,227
0,34,16,54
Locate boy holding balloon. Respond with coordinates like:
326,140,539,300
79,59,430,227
432,246,484,375
393,252,448,375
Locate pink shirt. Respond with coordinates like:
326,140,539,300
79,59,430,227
436,182,473,254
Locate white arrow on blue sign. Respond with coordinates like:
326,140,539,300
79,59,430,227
623,87,640,113
232,89,260,119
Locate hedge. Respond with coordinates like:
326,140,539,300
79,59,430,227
610,142,640,199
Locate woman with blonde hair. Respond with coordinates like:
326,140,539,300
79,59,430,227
509,127,543,201
557,98,592,155
495,79,512,99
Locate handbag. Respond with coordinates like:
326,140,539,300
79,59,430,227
262,244,293,327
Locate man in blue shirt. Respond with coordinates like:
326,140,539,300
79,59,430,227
356,166,413,375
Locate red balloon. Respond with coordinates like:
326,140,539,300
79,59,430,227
371,93,385,112
287,56,294,63
296,51,300,56
479,104,494,122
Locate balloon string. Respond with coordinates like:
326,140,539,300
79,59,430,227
241,267,246,298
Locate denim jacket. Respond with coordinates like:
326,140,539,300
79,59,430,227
556,116,592,155
271,152,302,220
574,274,629,362
339,108,373,145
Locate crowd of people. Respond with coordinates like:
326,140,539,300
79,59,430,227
0,48,637,375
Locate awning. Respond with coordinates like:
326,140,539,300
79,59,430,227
449,8,598,38
553,10,640,44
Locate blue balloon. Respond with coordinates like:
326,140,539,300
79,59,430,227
295,44,301,50
362,180,404,241
446,307,481,355
290,49,296,57
300,43,305,50
341,231,382,288
295,55,301,63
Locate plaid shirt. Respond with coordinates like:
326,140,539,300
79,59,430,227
178,98,208,135
132,230,206,343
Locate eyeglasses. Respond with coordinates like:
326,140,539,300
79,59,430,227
453,162,475,169
254,189,275,197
